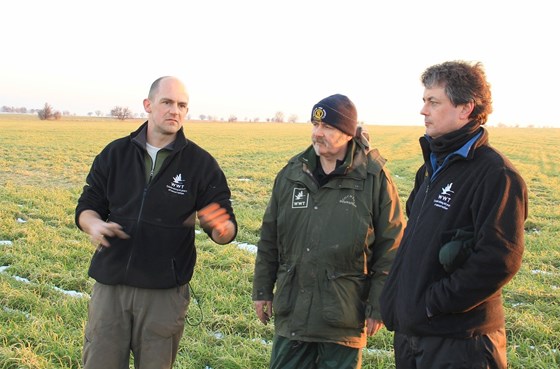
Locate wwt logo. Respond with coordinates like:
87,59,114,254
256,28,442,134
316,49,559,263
166,173,188,195
433,182,454,210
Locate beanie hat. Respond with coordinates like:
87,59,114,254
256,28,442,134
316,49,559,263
311,94,358,136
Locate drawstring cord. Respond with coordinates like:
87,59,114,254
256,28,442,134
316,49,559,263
186,282,203,326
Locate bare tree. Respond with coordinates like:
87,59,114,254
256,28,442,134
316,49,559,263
95,110,103,117
273,111,285,123
110,106,132,120
228,115,238,122
37,102,60,120
288,114,298,123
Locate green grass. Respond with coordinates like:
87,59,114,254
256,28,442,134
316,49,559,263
0,115,559,368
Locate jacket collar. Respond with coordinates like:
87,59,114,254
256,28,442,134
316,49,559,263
130,121,189,152
287,138,386,189
420,125,489,179
297,139,361,178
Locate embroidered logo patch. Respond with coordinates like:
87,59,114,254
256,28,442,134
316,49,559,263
339,195,357,208
292,188,309,208
312,107,326,122
166,173,188,195
433,182,454,210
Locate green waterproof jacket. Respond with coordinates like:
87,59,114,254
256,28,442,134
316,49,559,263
252,138,405,348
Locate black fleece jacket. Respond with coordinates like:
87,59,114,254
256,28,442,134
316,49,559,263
380,127,527,338
76,122,236,289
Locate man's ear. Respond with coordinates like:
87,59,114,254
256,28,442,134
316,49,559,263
143,98,152,113
460,101,475,120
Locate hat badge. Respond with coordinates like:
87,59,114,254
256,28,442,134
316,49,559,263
312,107,326,122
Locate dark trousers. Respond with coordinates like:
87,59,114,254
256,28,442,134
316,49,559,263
270,334,362,369
394,329,507,369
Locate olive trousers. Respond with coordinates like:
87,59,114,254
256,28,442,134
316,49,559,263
83,282,190,369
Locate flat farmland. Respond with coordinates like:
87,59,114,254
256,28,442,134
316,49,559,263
0,116,558,368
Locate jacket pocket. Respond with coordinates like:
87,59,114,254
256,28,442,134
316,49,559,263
320,270,366,328
272,264,296,317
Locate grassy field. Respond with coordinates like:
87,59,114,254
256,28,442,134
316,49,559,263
0,115,558,368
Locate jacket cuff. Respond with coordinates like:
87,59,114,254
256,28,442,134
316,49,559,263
365,303,381,320
252,288,273,301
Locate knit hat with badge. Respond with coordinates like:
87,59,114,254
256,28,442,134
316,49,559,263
311,94,358,137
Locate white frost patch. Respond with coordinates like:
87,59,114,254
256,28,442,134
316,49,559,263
53,286,88,298
514,345,557,354
511,302,529,308
0,240,13,246
231,241,257,253
3,306,31,319
236,178,252,182
251,338,272,346
1,265,88,298
195,230,202,235
13,275,31,284
531,269,555,276
213,332,224,340
16,218,27,223
363,348,393,356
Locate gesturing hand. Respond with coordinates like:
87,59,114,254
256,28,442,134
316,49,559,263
197,203,235,244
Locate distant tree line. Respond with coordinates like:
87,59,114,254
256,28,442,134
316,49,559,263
2,104,300,123
2,106,31,114
197,111,298,123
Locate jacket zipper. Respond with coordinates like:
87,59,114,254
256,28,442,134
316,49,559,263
403,179,431,248
416,182,431,224
124,157,155,278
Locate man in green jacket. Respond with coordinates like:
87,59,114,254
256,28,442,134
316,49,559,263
253,94,405,369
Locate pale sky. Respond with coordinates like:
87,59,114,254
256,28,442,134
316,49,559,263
1,0,559,127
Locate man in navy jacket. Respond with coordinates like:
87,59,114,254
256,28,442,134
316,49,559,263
380,61,528,369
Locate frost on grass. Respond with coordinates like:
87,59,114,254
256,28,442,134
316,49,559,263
231,241,258,254
53,286,88,298
531,269,556,276
0,240,13,246
194,229,258,254
2,306,31,319
0,265,88,298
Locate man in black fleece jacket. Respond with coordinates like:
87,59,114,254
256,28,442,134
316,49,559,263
379,61,528,369
76,76,236,368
